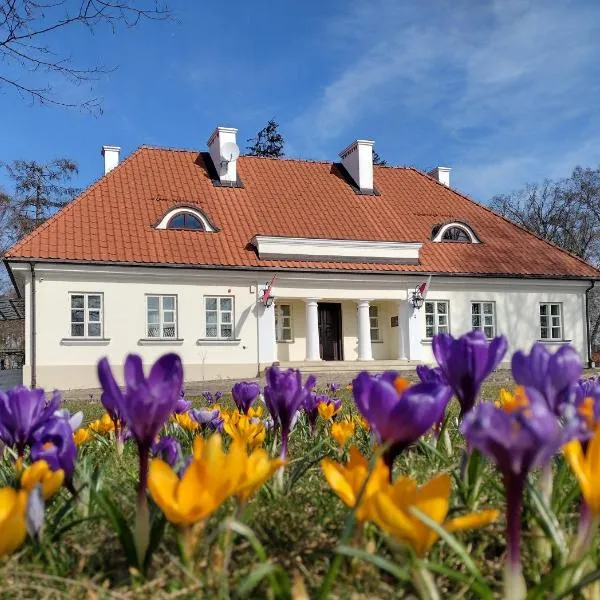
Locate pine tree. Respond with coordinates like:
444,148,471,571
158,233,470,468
2,158,79,237
373,150,387,166
246,120,285,158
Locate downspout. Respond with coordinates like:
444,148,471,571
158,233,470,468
585,280,595,368
255,281,261,377
29,262,36,388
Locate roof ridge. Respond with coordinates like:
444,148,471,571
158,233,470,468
135,145,416,169
410,167,600,277
4,146,146,258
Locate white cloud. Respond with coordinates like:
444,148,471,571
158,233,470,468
288,0,600,197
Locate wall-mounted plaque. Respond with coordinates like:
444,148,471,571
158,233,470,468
391,315,399,328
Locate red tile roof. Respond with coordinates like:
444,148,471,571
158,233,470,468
4,147,599,279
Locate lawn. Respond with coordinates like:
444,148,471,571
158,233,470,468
0,368,596,599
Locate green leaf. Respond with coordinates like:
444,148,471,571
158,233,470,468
336,544,410,581
526,480,567,560
409,506,493,598
235,563,285,598
95,491,137,568
418,559,492,599
143,513,166,572
525,562,579,600
50,515,103,542
551,569,600,599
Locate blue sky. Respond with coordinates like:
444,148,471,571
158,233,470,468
1,0,600,202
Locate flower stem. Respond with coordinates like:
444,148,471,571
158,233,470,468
503,473,526,600
135,443,150,571
411,564,441,600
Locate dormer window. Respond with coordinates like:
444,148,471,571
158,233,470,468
432,222,480,243
168,213,203,230
156,207,216,232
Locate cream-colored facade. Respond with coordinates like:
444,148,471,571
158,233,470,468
7,261,591,390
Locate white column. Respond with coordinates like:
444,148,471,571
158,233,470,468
403,290,424,361
356,299,373,361
305,299,321,361
397,300,409,360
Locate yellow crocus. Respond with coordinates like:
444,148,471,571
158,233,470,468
148,434,245,526
20,460,64,500
331,420,355,447
321,446,389,522
247,406,264,419
496,386,529,413
369,472,499,556
173,412,199,432
577,397,598,431
318,402,340,421
564,425,600,515
224,413,265,450
0,487,28,557
236,449,284,503
89,413,115,434
73,428,92,446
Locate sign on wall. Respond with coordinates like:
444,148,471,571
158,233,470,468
391,315,399,328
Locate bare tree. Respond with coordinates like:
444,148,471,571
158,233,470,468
373,150,386,166
491,166,600,356
0,1,169,111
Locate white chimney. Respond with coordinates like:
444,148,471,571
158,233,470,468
428,166,451,187
339,140,374,193
101,145,121,175
207,126,239,185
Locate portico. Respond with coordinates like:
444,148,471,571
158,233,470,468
272,293,423,365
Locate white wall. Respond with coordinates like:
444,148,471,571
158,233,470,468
10,263,591,389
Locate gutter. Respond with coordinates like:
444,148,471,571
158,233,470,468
585,279,595,368
29,262,36,388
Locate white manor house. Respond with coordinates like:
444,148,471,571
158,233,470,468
4,126,599,389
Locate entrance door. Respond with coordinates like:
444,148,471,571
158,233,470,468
318,303,343,361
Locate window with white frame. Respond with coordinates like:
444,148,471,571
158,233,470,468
540,303,563,340
70,293,103,337
205,296,234,339
471,302,496,338
275,304,293,342
146,295,177,338
425,301,449,338
369,305,380,342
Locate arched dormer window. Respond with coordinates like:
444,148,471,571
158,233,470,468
431,221,480,243
156,207,216,232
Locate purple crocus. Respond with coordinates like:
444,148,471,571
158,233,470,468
461,391,573,591
201,390,223,405
30,416,77,480
98,354,183,450
432,330,508,418
151,436,181,468
0,387,60,456
232,382,261,414
353,371,452,470
303,392,330,433
190,408,224,432
264,366,316,459
327,383,341,394
97,353,183,567
416,364,447,385
512,343,582,415
173,397,192,414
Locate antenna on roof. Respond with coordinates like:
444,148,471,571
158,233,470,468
220,141,240,165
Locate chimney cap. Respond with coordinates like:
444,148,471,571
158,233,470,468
101,145,121,154
339,139,374,159
207,126,238,147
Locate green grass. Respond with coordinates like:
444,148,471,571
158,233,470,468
0,376,595,599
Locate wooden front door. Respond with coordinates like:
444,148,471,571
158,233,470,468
318,303,343,361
